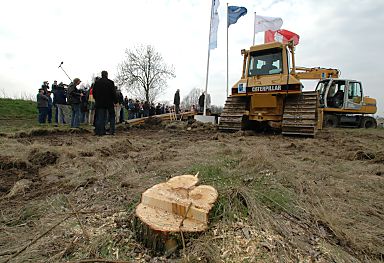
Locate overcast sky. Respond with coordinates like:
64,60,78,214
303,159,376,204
1,0,383,115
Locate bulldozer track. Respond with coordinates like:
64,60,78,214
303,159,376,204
282,91,318,137
218,96,248,132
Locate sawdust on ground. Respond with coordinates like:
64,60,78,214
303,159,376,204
0,121,383,262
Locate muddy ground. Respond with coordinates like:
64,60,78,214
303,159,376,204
0,120,383,262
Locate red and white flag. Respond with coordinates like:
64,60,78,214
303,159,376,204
265,29,300,45
254,15,283,33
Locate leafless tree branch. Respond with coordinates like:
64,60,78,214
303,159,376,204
116,45,175,102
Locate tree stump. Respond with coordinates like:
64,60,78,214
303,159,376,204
133,174,218,255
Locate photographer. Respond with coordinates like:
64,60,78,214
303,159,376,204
51,80,59,92
53,82,67,125
41,81,50,95
67,78,83,128
37,88,49,123
80,87,89,124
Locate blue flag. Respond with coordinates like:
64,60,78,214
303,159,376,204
228,6,247,27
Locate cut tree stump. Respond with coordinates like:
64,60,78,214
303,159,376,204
133,174,218,255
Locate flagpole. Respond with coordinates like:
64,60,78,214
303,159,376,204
204,0,215,116
226,2,229,98
253,12,256,45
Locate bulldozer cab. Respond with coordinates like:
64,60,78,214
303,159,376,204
316,79,363,110
248,48,283,76
233,42,302,95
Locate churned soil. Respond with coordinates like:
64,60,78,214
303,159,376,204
0,121,383,262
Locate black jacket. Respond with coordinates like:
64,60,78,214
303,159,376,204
117,91,124,104
37,93,49,108
174,91,180,105
67,83,82,104
41,84,49,95
93,77,117,108
53,86,67,105
199,94,205,107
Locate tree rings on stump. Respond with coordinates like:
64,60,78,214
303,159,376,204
134,174,218,255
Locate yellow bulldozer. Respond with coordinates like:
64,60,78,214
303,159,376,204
219,41,377,136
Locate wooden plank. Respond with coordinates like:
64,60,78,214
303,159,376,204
126,111,196,126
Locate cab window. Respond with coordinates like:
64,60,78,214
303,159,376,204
348,82,362,103
248,48,283,76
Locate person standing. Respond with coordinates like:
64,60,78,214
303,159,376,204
37,88,49,124
114,88,123,123
174,89,180,114
53,82,67,125
161,104,165,114
127,99,135,120
67,78,83,128
134,100,140,118
119,103,125,123
46,91,53,124
80,87,88,124
41,81,50,95
93,71,116,136
87,83,96,125
155,103,162,115
51,80,58,92
198,92,205,113
143,100,150,117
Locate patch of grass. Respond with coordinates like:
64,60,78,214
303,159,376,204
0,98,44,132
186,163,226,187
65,230,136,261
45,194,69,212
255,185,298,214
222,156,241,169
0,119,39,133
2,195,70,229
185,158,300,224
125,194,141,213
0,98,77,133
0,98,37,119
5,204,46,227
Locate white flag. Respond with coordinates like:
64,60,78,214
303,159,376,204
209,0,220,49
254,15,283,33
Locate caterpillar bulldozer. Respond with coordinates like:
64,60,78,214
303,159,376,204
219,41,377,136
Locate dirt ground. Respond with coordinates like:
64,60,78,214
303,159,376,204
0,120,383,262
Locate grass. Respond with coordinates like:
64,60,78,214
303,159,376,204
0,98,40,133
0,98,131,134
0,98,87,134
185,156,300,224
0,98,37,119
3,201,48,227
1,118,383,262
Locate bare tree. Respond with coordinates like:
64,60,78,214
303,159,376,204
182,88,212,111
181,87,203,110
0,88,6,98
116,45,175,102
211,105,223,114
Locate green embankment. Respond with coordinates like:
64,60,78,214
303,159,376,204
0,98,38,133
0,98,37,119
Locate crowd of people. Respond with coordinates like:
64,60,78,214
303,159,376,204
36,71,179,135
36,71,213,136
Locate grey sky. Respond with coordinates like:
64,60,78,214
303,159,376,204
0,0,383,115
